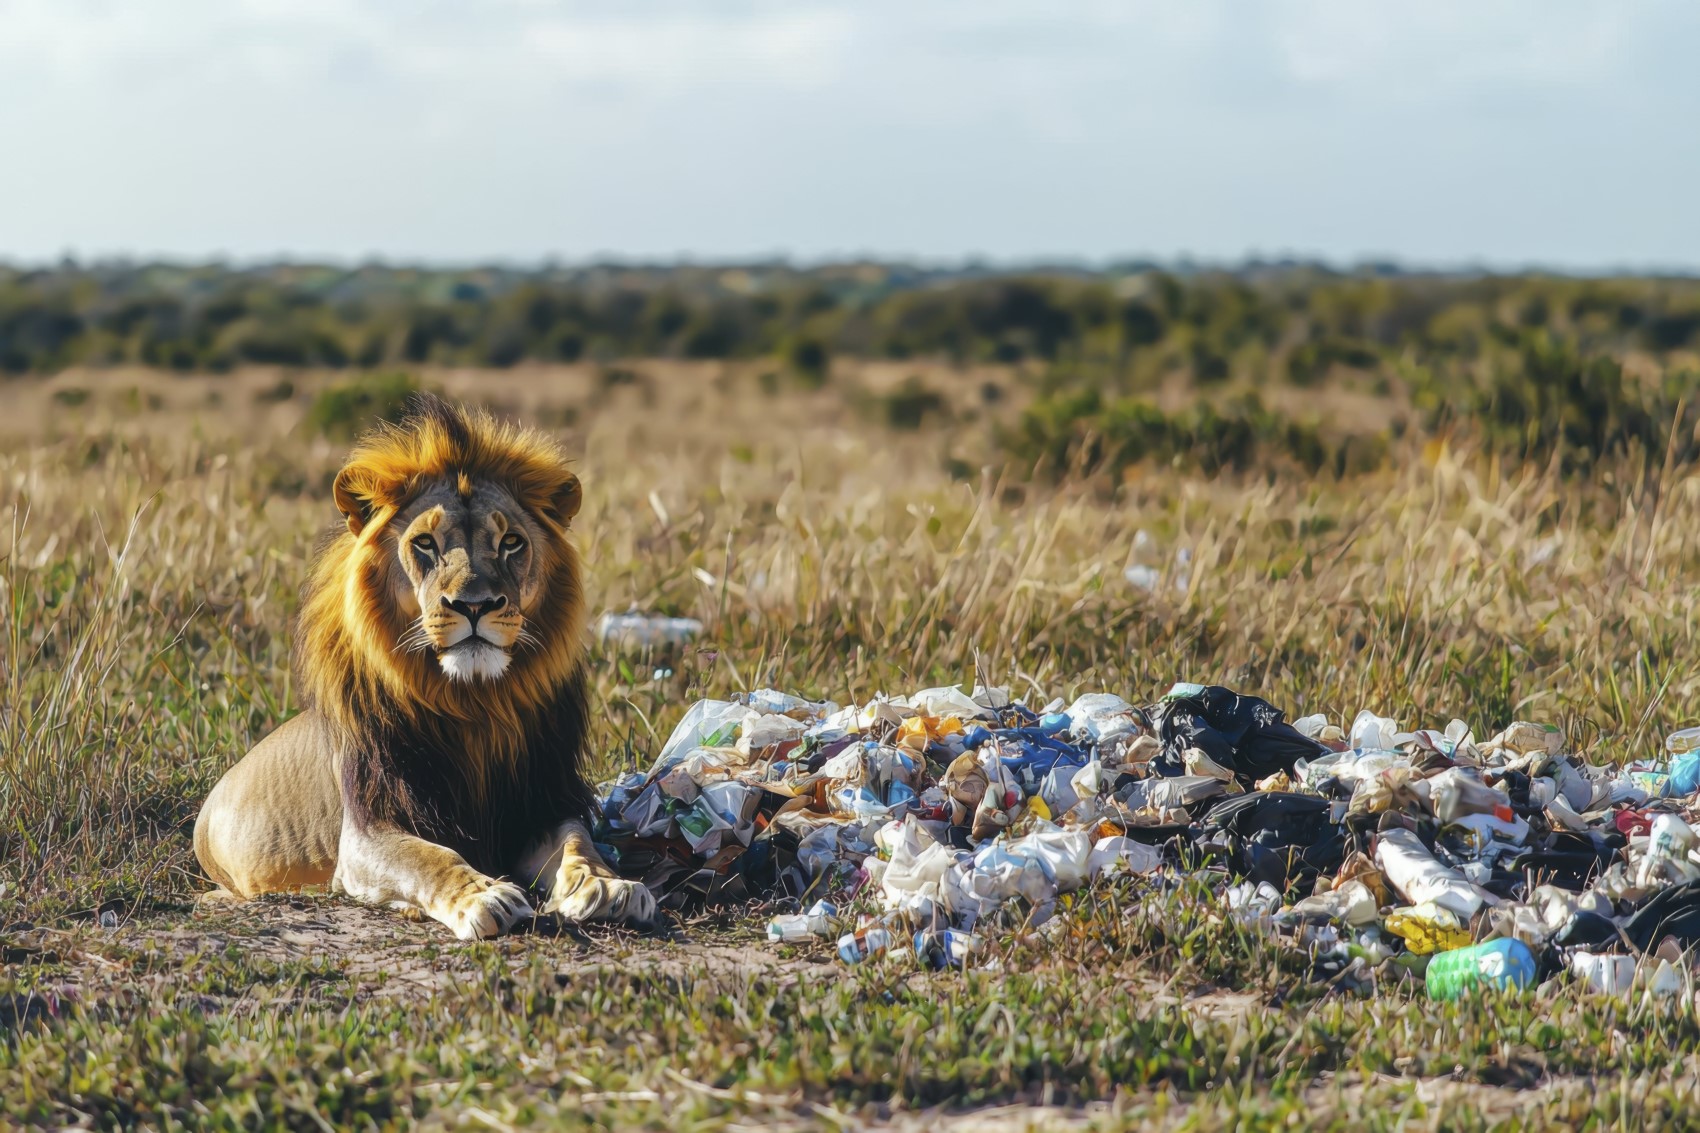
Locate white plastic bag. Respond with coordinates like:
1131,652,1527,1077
903,685,992,719
1063,694,1141,745
649,699,751,776
1349,709,1407,752
1374,828,1489,918
1293,713,1328,740
1006,826,1093,892
737,713,809,755
1087,836,1163,879
967,845,1057,905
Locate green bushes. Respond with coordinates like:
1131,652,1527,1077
864,376,948,430
1006,387,1380,480
1412,335,1699,468
304,372,424,439
782,334,831,388
5,263,1699,380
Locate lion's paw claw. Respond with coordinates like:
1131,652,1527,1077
441,877,533,940
546,874,659,930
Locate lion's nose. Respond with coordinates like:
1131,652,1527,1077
442,594,507,627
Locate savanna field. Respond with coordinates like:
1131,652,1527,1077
6,268,1700,1129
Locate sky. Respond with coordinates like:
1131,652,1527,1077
2,0,1697,271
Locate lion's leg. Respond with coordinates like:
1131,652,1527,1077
518,820,659,929
333,822,534,941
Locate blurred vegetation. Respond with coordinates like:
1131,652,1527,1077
8,261,1700,473
1007,387,1381,479
304,371,424,439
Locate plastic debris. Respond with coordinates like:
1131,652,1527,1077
590,684,1700,989
1426,939,1539,1000
596,612,704,650
767,900,838,942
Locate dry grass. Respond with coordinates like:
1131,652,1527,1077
4,366,1700,1127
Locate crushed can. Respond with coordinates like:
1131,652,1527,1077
913,929,982,970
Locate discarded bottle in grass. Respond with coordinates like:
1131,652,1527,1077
837,926,894,964
766,900,838,943
1569,951,1636,998
596,612,703,650
913,929,982,970
1425,938,1538,1001
1651,813,1697,856
1668,729,1700,796
1669,727,1700,756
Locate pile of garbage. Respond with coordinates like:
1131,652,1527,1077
592,679,1700,999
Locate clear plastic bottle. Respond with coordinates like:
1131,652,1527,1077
766,900,838,943
596,613,704,649
1668,727,1700,756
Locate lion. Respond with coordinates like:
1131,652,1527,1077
193,394,657,939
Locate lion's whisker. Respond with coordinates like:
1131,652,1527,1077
393,617,436,655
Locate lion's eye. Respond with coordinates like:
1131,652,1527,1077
501,533,525,553
411,534,436,555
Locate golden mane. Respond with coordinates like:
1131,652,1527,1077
293,397,589,787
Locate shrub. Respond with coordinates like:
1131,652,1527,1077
305,371,423,439
1005,388,1375,481
876,377,948,430
1416,335,1694,469
782,335,830,389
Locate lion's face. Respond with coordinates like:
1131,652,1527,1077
312,399,587,708
388,478,554,682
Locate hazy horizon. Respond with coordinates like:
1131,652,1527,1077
4,1,1697,272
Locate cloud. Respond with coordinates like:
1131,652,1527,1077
0,0,1694,266
1273,0,1628,94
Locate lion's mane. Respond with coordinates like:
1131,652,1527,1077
294,396,595,874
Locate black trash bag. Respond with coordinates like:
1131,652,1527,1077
1147,684,1330,785
1553,910,1623,950
1623,878,1700,953
1508,833,1617,892
1196,791,1345,891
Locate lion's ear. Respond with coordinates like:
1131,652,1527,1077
543,472,582,527
333,466,375,535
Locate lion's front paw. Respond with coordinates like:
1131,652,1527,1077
545,872,659,929
437,876,534,940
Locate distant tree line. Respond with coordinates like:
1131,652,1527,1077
12,261,1700,476
4,262,1699,379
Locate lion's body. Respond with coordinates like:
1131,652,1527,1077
193,398,657,937
194,713,341,898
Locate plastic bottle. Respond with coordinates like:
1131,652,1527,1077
596,612,704,649
1428,768,1513,823
1667,728,1700,796
1667,727,1700,755
766,900,838,943
1375,828,1487,918
913,929,982,970
837,926,894,964
1424,939,1538,1000
1636,812,1699,887
1569,951,1636,997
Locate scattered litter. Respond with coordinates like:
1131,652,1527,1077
596,612,703,650
592,681,1700,998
